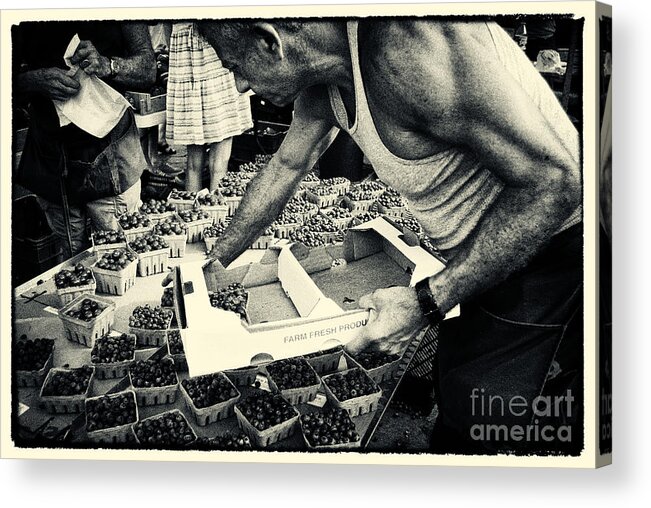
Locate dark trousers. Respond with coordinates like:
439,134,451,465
431,223,584,455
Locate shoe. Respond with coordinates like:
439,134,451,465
157,142,177,155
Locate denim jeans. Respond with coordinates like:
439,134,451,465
431,223,584,455
38,180,141,259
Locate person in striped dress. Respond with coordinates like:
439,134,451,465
166,22,252,191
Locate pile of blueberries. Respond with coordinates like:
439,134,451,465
14,337,54,371
86,392,137,432
129,358,177,389
92,229,126,245
118,212,151,230
128,234,169,254
140,198,175,215
167,330,184,355
209,283,248,319
178,209,211,223
41,366,93,396
203,222,228,239
194,433,252,451
95,249,137,272
152,218,186,237
236,392,297,432
181,373,239,409
301,408,360,447
353,350,400,370
160,287,174,308
133,412,195,447
324,368,379,402
54,263,93,289
169,190,196,201
289,226,326,248
65,298,106,322
266,358,319,391
90,333,135,364
129,305,172,330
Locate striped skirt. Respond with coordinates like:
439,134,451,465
167,23,253,145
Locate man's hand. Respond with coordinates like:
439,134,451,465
345,286,428,356
70,40,111,78
30,67,80,102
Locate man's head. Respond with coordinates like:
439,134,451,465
197,20,335,107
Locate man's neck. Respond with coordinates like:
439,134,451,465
301,21,354,92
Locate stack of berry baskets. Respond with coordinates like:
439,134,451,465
132,409,197,448
91,248,138,296
151,213,187,258
321,206,353,230
166,329,187,372
321,176,351,196
321,367,383,417
128,305,173,347
39,365,95,414
139,198,176,223
167,189,197,213
346,350,402,385
90,333,137,380
251,225,275,249
342,184,381,214
91,229,127,261
376,187,408,217
264,358,322,405
128,357,179,406
299,408,362,451
14,338,55,388
272,211,303,239
303,345,344,375
303,214,340,243
305,184,339,208
58,295,116,347
178,208,214,243
203,221,227,254
284,196,319,222
117,211,154,243
180,372,241,426
234,391,300,447
54,263,97,306
196,188,229,224
128,233,170,276
85,389,139,444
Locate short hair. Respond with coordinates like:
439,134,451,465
197,19,303,44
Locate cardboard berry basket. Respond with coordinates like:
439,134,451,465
223,195,243,216
85,390,139,444
39,366,95,414
264,362,322,405
166,331,187,372
305,188,339,208
91,232,127,261
319,209,352,230
184,217,214,244
273,221,301,239
92,257,138,296
163,233,187,258
303,347,344,375
196,189,229,223
132,409,197,447
129,312,172,347
144,210,176,223
376,202,409,218
56,271,97,306
15,342,55,388
58,295,116,348
135,247,169,277
251,234,275,250
299,418,362,451
203,234,220,255
167,195,197,213
234,402,299,448
321,178,351,196
128,359,179,406
342,195,377,214
345,352,401,385
322,368,383,417
180,373,241,426
91,333,137,380
120,223,154,243
223,366,260,388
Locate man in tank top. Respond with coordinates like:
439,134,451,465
196,19,583,454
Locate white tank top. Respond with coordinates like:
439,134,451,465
327,20,581,252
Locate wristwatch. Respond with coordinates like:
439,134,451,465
109,57,119,78
415,278,445,326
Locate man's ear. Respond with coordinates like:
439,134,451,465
251,22,284,60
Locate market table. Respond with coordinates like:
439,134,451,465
13,238,436,453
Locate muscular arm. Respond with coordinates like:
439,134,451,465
210,87,339,267
378,21,581,313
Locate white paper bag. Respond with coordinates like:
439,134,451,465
53,34,131,138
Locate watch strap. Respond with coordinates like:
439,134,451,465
415,278,445,325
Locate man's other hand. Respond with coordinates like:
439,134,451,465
70,40,111,78
345,286,427,356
